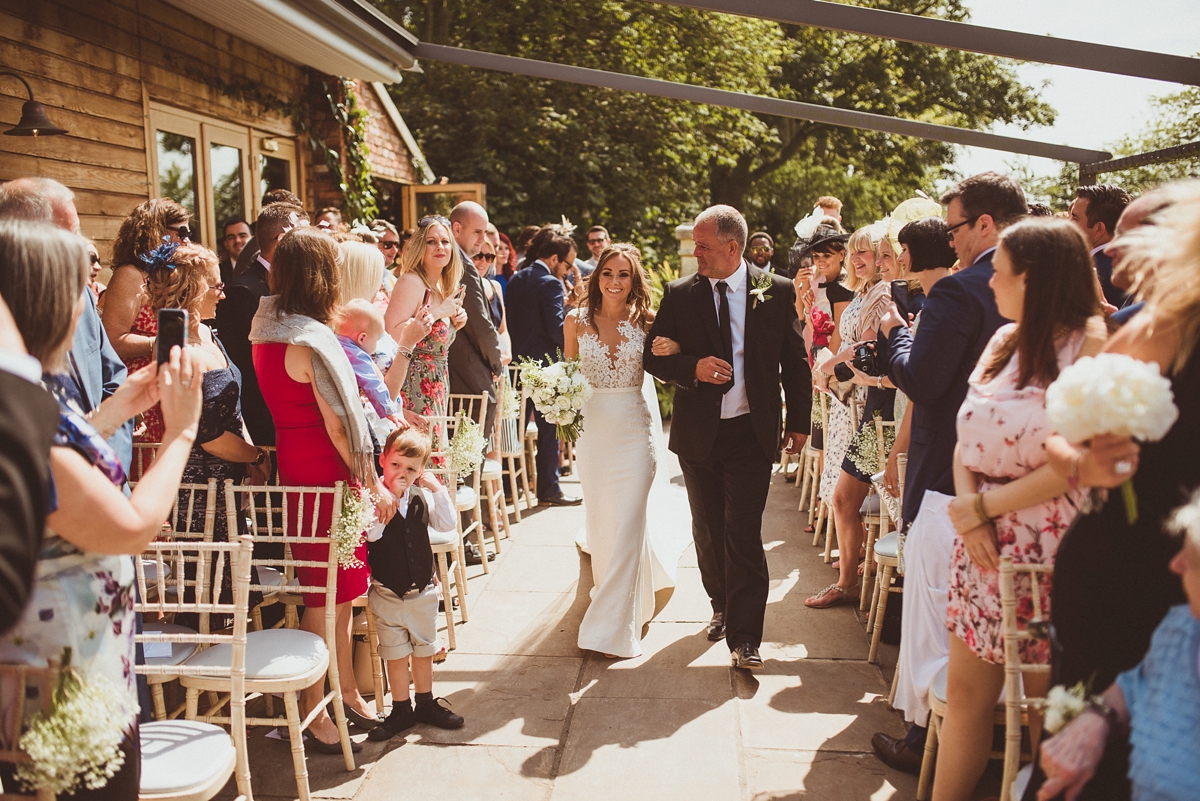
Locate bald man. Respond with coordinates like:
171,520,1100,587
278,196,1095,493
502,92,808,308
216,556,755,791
1107,191,1166,325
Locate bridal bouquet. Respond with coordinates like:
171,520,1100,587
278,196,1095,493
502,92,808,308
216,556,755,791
518,356,593,443
1045,353,1178,524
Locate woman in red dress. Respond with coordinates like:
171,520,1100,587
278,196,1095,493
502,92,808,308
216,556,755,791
252,227,396,750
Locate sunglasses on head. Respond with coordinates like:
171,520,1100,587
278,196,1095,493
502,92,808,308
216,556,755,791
472,252,497,263
168,224,191,240
417,215,451,229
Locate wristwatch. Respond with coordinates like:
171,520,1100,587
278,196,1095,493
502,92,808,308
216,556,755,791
876,375,884,389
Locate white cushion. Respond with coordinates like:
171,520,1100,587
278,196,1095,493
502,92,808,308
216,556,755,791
428,527,458,547
456,485,478,511
525,421,539,436
141,558,171,583
481,459,502,479
142,623,199,667
184,628,327,680
140,720,235,796
931,663,948,705
256,565,283,589
860,494,881,515
874,531,899,559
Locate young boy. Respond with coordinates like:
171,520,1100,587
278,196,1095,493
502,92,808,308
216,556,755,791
335,298,403,428
366,427,465,740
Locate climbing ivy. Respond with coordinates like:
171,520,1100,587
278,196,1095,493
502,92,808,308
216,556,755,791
317,78,379,224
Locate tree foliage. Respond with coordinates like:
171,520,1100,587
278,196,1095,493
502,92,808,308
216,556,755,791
379,0,1052,258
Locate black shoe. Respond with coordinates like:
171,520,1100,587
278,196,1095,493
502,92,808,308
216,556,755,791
706,612,726,642
343,706,383,731
304,734,363,753
730,644,764,671
367,704,417,741
464,541,495,566
540,494,582,507
414,697,465,730
871,731,924,775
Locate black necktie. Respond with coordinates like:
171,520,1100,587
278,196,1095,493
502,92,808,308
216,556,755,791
716,280,733,394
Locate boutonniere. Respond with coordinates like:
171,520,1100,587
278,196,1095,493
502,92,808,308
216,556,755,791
750,272,773,308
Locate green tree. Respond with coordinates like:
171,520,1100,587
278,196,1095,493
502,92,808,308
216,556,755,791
1104,86,1200,192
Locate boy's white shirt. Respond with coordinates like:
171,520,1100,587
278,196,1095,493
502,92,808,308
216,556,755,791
366,482,456,542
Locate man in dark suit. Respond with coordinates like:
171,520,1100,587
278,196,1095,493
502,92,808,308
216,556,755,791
505,228,581,506
644,205,810,671
219,217,251,288
869,171,1018,773
447,202,503,440
216,203,306,447
1069,184,1131,309
229,189,304,279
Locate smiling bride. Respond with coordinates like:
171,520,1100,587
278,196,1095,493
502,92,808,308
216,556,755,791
565,244,690,659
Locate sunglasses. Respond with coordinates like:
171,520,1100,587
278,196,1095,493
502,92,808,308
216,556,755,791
748,246,773,255
168,224,191,240
380,241,399,251
587,238,607,246
946,215,981,242
88,253,101,266
472,252,497,263
417,215,451,229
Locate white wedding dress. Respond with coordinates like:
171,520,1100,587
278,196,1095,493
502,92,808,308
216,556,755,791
574,315,689,658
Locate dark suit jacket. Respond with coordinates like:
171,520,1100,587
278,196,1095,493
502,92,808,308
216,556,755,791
448,247,503,402
215,258,274,446
69,290,131,472
643,265,811,464
881,255,1006,527
506,262,565,363
1093,250,1128,308
0,372,58,633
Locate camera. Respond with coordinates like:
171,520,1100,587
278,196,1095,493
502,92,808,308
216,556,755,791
852,341,883,377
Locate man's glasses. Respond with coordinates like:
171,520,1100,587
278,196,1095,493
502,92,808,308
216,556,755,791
417,215,451,229
748,246,773,255
472,252,497,263
380,241,399,251
946,215,981,242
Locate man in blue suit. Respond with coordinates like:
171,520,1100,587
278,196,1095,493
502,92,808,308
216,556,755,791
504,227,581,506
869,171,1021,773
1068,184,1131,309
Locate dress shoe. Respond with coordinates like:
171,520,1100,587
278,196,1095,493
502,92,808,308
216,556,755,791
706,612,726,642
730,643,764,670
343,706,382,731
540,494,582,507
464,541,494,566
305,734,363,754
870,731,923,775
414,697,465,730
367,704,417,741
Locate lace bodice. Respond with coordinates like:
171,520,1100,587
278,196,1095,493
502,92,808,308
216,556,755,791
576,313,646,389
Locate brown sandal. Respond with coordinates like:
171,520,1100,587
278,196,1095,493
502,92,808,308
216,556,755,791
805,583,859,609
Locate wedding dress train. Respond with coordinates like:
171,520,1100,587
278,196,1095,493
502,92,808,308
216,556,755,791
574,317,689,658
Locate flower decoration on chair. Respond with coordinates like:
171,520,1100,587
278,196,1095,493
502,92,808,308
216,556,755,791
136,239,180,273
15,647,136,796
447,411,486,477
499,377,521,421
1046,352,1178,524
334,486,374,569
517,354,593,443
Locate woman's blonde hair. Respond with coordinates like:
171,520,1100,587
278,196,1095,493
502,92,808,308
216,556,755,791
0,220,87,371
141,243,218,320
338,241,385,303
844,225,883,293
395,218,462,299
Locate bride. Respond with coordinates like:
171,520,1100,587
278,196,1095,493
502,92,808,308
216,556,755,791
565,243,689,658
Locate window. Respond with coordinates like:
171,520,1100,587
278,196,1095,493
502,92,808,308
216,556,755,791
149,104,299,247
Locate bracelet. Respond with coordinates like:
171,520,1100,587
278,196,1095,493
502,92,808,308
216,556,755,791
398,346,414,360
1067,452,1082,490
1086,696,1123,738
973,492,991,526
876,375,884,389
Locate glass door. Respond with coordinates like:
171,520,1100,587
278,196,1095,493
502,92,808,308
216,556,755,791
202,123,252,247
402,183,487,231
251,135,298,217
151,108,202,237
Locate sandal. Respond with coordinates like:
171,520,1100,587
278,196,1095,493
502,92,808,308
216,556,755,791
805,583,859,609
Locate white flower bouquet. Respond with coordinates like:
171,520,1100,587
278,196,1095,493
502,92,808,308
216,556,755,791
518,355,593,443
16,647,136,796
448,411,486,477
334,486,374,569
1038,681,1090,735
499,376,522,420
1046,352,1179,524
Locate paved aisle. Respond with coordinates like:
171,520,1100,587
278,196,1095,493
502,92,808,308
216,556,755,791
235,450,916,801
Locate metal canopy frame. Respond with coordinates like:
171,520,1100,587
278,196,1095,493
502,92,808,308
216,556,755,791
653,0,1200,86
1079,141,1200,184
413,43,1111,163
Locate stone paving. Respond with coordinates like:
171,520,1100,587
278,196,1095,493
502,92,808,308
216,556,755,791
222,450,942,801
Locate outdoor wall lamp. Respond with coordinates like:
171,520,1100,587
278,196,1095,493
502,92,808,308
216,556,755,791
1,72,67,137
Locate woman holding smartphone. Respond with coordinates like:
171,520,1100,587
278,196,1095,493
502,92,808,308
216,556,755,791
385,216,468,424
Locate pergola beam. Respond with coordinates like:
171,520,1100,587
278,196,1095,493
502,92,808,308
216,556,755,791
414,43,1111,164
653,0,1200,86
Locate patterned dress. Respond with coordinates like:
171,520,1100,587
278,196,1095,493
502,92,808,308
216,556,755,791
401,318,455,441
127,304,164,448
818,294,863,503
947,324,1087,664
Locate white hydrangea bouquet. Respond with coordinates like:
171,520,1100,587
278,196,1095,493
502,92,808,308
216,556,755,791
518,355,593,443
448,410,486,477
335,486,375,569
1046,353,1178,524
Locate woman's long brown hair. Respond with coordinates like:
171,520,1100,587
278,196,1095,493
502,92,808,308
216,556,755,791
582,244,653,332
982,218,1100,388
270,227,342,324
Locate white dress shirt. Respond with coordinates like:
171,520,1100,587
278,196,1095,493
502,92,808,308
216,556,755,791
709,260,750,419
257,254,272,273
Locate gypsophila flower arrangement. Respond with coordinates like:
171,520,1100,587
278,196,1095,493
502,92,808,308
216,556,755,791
1046,353,1178,524
448,411,486,477
334,486,374,569
15,648,136,796
518,354,593,443
499,377,522,420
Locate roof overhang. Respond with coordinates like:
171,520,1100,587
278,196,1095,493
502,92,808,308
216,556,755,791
163,0,419,84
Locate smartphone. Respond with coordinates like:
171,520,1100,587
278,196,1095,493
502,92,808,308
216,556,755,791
156,308,188,366
890,280,911,321
421,289,431,308
454,284,467,300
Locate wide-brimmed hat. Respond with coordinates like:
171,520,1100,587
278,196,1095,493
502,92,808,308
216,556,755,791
796,224,850,258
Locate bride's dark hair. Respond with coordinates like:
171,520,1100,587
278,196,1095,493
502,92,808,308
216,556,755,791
582,243,653,332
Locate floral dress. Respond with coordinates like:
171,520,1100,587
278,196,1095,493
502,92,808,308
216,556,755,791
126,304,163,448
819,293,863,503
947,324,1087,664
401,318,455,443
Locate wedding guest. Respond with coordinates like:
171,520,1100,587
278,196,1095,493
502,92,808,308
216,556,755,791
220,217,251,286
371,219,402,272
1028,202,1053,217
336,299,403,425
932,218,1104,801
251,226,396,749
1105,191,1166,324
582,225,610,272
1026,179,1200,801
231,188,303,278
514,224,540,267
870,172,1019,772
1068,184,1131,308
0,219,204,796
216,202,307,448
506,226,580,506
747,232,775,271
1037,489,1200,801
86,240,105,300
473,240,512,369
0,177,131,472
102,197,191,363
315,206,343,230
495,231,517,292
816,195,844,223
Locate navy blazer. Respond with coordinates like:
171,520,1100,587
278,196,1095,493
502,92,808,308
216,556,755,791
69,290,132,473
215,260,274,446
881,254,1006,527
1093,250,1128,309
505,262,565,363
